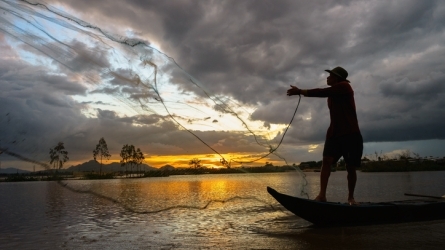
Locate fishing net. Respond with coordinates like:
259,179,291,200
0,0,307,212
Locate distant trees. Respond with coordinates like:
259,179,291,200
134,147,145,175
264,162,274,168
189,158,202,169
49,142,69,172
120,144,132,176
220,158,231,168
93,137,111,175
298,161,322,169
398,150,411,160
120,144,145,177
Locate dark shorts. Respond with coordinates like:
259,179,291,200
323,133,363,167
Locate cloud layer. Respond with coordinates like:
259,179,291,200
1,0,444,169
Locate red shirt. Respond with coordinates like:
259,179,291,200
306,81,361,139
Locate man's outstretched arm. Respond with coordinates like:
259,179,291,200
287,85,308,96
287,83,352,98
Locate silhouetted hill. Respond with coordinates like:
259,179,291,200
66,160,157,172
0,168,31,174
159,164,175,171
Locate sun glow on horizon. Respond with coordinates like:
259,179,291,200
96,152,282,169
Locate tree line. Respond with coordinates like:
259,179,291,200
48,137,145,177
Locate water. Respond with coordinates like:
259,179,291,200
1,171,445,249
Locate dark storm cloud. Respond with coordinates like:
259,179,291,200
35,1,445,141
0,51,87,139
96,110,163,126
97,109,118,119
0,64,87,96
1,52,258,169
63,40,111,72
380,73,445,100
0,38,263,167
107,69,139,86
90,86,120,95
81,100,114,106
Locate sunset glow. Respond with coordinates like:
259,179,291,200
136,153,280,168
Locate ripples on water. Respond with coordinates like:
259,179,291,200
1,172,445,249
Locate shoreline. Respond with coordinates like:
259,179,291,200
2,167,445,182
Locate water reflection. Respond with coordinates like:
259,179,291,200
1,171,444,249
46,182,65,221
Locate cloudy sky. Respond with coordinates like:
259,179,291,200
1,0,445,170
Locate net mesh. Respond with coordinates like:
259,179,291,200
0,0,308,211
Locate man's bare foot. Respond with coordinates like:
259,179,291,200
348,198,359,205
314,195,327,202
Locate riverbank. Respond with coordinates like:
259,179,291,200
3,161,445,182
0,165,298,182
359,160,445,172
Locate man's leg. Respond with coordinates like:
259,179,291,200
315,156,334,202
343,133,363,205
345,164,357,204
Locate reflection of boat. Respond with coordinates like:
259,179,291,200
267,187,445,226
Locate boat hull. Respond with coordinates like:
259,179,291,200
267,187,445,226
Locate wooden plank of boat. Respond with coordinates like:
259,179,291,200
267,186,445,226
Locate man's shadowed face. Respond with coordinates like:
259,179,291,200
327,73,341,86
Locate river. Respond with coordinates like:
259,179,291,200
1,171,444,249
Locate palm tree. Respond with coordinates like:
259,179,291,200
189,158,202,169
49,142,69,174
120,144,133,177
120,144,146,177
93,137,111,175
220,158,231,168
134,148,145,176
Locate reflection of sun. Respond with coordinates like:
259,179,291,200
210,180,227,194
201,179,232,200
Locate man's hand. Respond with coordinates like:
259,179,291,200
287,85,301,96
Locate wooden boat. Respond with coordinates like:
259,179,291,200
267,186,445,226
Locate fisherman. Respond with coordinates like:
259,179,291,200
287,67,363,205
